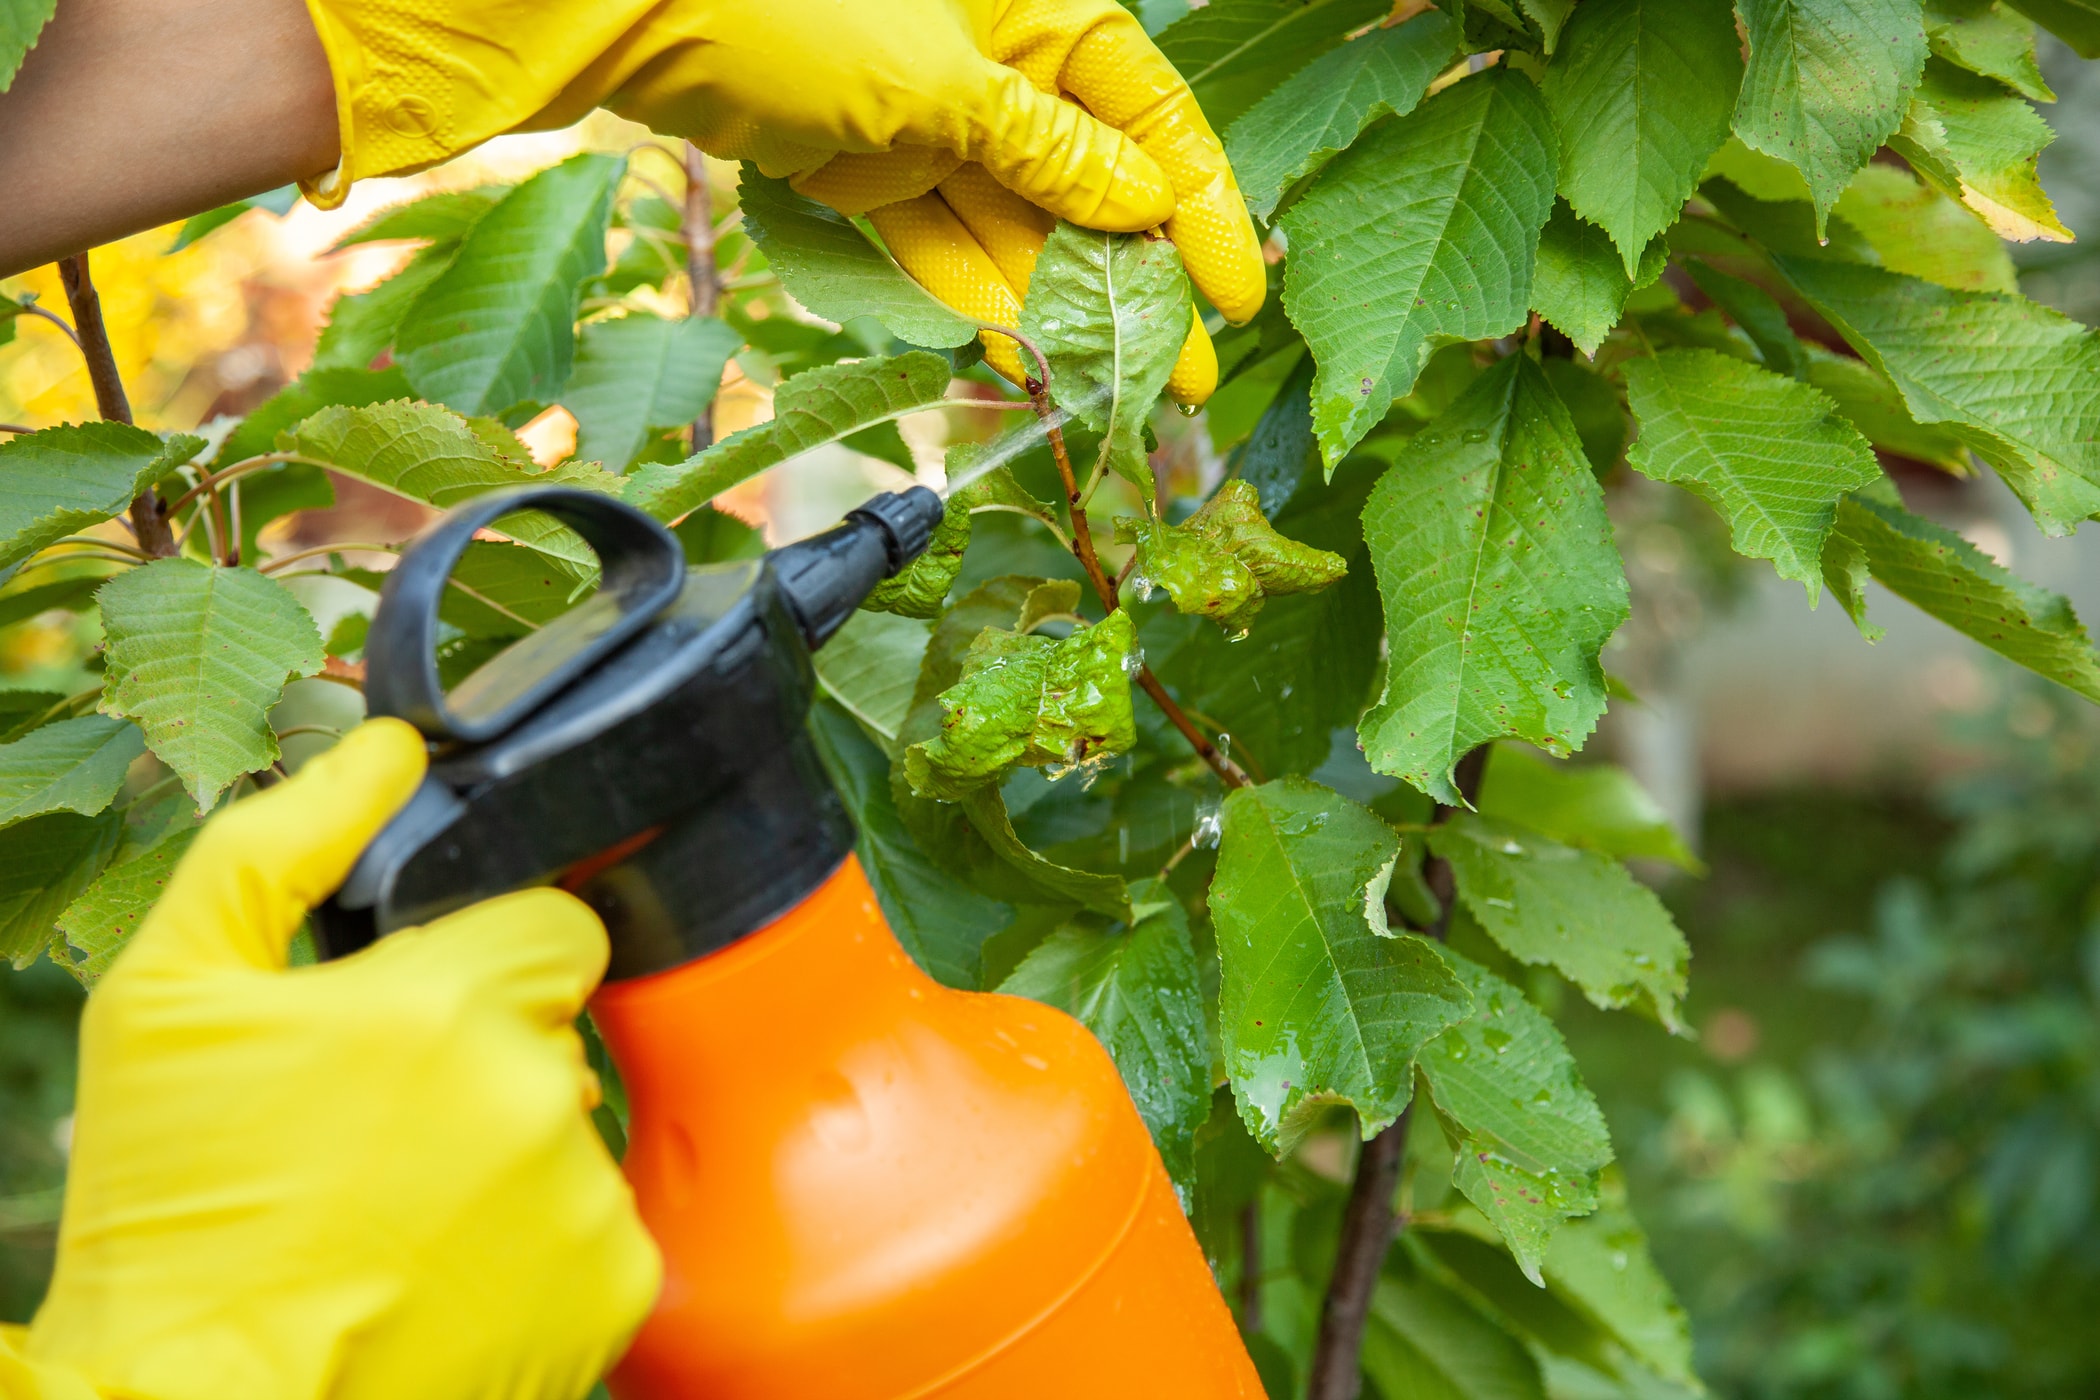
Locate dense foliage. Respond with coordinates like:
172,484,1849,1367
4,0,2100,1392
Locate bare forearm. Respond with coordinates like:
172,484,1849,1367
0,0,339,279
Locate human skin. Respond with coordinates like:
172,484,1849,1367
0,0,340,278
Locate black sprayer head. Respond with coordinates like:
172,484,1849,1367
315,483,944,979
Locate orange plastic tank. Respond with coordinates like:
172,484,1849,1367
591,855,1263,1398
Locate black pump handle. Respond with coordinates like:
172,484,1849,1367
364,486,687,743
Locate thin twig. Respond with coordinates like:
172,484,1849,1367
0,423,33,435
164,453,308,516
685,143,720,453
1241,1202,1264,1333
47,535,153,561
273,724,343,743
21,305,80,346
1024,373,1252,789
258,541,399,574
1305,744,1490,1400
58,254,177,557
14,550,145,574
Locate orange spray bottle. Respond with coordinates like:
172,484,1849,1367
316,484,1263,1397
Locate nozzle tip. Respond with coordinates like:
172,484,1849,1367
849,487,945,576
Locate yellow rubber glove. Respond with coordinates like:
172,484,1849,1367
13,720,660,1400
299,0,1264,403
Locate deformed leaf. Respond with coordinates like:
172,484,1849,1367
1022,224,1190,504
1890,56,2072,242
1732,0,1931,231
739,170,978,348
1831,490,2100,700
1625,348,1884,599
863,495,970,620
0,715,144,830
1418,949,1613,1282
1531,201,1668,356
1118,479,1347,630
1224,9,1462,221
1283,68,1558,466
1542,0,1743,272
624,353,953,522
809,700,1009,989
58,826,198,984
999,885,1212,1198
1213,777,1473,1153
0,424,205,573
1477,745,1700,871
904,610,1137,801
395,153,625,415
97,561,326,810
562,313,743,471
1775,256,2100,534
1358,355,1629,805
1431,813,1690,1031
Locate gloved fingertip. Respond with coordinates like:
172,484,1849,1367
1166,311,1220,408
417,887,612,1018
1075,144,1175,232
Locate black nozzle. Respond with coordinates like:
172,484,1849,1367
771,485,944,649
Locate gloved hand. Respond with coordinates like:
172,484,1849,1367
299,0,1264,403
8,720,659,1400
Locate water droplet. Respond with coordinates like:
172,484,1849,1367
1482,1028,1513,1054
1227,627,1251,643
1462,428,1490,443
1193,802,1224,850
1132,572,1156,602
1176,401,1200,417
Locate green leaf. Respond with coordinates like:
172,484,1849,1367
1117,479,1347,631
0,573,111,634
1831,491,2100,699
1154,0,1393,130
1021,224,1190,505
1927,0,2055,99
1146,458,1383,779
958,787,1132,917
0,812,121,968
1833,164,2019,295
169,186,300,253
1543,0,1743,272
0,690,63,742
1625,348,1884,599
1681,259,1808,376
1282,68,1559,466
281,399,621,572
1213,777,1472,1153
863,496,971,620
1223,10,1462,222
815,610,933,748
211,365,413,470
0,0,55,92
1418,949,1613,1281
1363,1266,1548,1400
2003,0,2100,54
1477,745,1700,871
96,561,325,810
0,424,204,573
1430,813,1690,1030
395,153,625,416
1540,1171,1699,1386
561,313,742,471
623,353,952,522
809,700,1009,989
1799,342,1971,470
1774,256,2100,534
311,248,455,372
342,540,586,639
331,186,507,251
944,442,1061,536
1358,355,1629,806
999,888,1213,1197
1890,56,2071,242
0,715,144,830
1732,0,1931,231
904,611,1138,801
738,171,978,348
57,826,198,984
1531,201,1668,356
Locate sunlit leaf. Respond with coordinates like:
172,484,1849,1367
0,424,205,574
561,313,742,471
1477,745,1700,871
1890,57,2072,242
1154,0,1392,130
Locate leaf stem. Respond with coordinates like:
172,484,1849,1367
0,423,34,435
57,254,177,557
1305,743,1489,1400
163,454,311,517
1025,373,1250,789
20,305,80,347
258,541,399,575
48,536,154,561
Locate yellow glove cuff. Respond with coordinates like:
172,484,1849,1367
296,0,657,207
0,1327,98,1400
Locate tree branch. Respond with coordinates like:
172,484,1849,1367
1025,373,1252,789
58,253,176,557
685,143,719,452
1305,743,1489,1400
